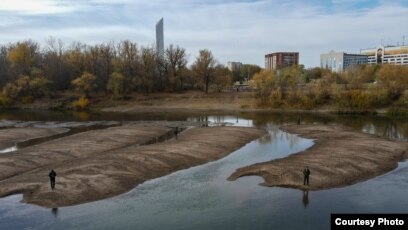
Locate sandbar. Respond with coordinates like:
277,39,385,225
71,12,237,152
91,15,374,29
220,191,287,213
228,124,408,190
0,126,265,207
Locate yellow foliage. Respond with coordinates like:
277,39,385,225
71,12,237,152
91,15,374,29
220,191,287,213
269,88,283,107
252,70,277,104
377,65,408,99
8,42,35,70
73,111,90,120
71,97,90,110
71,72,96,97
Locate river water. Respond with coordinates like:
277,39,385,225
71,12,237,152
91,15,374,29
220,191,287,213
0,111,407,229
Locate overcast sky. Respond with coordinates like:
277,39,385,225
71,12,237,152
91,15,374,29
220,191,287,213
1,0,408,67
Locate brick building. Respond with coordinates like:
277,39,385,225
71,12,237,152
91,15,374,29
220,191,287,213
265,52,299,70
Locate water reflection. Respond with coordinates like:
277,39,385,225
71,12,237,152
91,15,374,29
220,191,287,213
302,190,309,208
362,121,407,140
0,110,407,140
72,111,90,121
51,208,58,218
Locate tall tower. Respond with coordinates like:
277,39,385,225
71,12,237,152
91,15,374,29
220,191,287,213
156,18,164,57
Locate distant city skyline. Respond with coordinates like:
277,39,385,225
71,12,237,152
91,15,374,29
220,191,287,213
0,0,408,67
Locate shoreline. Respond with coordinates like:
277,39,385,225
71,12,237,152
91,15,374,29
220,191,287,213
0,126,265,208
0,90,400,116
228,124,408,191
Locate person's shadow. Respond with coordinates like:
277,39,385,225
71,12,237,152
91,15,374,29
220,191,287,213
302,190,309,208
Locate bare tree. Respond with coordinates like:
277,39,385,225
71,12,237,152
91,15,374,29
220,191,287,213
165,44,187,92
139,46,156,94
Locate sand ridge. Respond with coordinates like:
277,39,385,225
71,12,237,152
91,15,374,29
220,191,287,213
228,124,408,191
0,127,68,150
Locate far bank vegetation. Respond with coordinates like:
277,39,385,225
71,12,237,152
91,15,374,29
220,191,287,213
252,64,408,113
0,39,261,110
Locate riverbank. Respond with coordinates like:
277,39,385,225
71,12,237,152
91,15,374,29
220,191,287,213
0,125,265,208
228,124,408,190
98,91,390,115
2,90,401,115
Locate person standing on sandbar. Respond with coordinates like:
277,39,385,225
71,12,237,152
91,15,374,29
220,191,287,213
49,169,57,190
303,166,310,186
174,127,179,141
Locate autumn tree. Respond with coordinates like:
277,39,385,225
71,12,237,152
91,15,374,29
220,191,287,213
191,49,216,93
251,70,278,104
1,73,52,100
213,64,233,92
71,72,96,97
305,67,323,81
64,42,87,89
377,65,408,99
107,72,131,98
32,77,52,97
7,40,39,76
240,64,262,80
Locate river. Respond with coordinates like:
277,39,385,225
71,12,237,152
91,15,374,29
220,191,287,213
0,110,407,229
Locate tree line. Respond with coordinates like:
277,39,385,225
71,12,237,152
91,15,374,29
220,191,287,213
252,64,408,111
0,38,261,107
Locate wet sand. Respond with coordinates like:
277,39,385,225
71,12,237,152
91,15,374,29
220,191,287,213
228,124,408,191
0,126,265,207
0,128,68,150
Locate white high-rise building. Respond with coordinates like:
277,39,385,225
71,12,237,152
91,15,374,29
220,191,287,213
156,18,164,57
320,50,367,73
361,45,408,65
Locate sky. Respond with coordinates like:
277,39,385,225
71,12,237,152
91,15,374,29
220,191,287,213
1,0,408,67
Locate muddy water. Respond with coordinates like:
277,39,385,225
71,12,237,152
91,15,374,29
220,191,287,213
0,111,407,229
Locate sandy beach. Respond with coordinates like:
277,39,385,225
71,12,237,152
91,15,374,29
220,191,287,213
0,126,265,207
228,124,408,190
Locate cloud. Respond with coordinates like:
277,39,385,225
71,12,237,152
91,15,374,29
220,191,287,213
0,0,76,15
0,0,407,67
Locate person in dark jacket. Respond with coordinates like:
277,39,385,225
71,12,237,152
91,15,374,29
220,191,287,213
174,127,179,140
303,166,310,186
49,169,57,190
